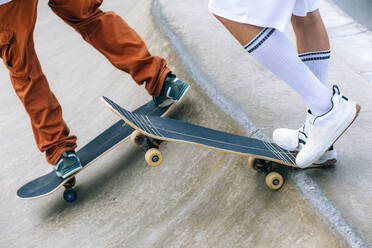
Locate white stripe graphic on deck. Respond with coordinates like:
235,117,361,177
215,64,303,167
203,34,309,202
263,141,295,164
144,115,164,137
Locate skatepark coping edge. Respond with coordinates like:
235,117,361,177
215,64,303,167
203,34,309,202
151,0,369,247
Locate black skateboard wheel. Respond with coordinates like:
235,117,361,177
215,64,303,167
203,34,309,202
63,189,77,203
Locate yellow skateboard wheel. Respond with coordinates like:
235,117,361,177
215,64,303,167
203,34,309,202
265,172,284,190
145,148,163,167
130,130,145,147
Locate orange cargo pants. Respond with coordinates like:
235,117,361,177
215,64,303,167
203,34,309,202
0,0,171,165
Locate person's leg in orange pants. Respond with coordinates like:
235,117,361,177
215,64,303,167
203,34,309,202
0,0,77,165
48,0,171,96
0,0,189,170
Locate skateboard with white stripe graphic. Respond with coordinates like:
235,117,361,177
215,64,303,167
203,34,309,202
102,96,299,190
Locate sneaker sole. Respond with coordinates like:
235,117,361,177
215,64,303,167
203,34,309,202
61,165,83,179
309,158,337,168
329,104,361,150
158,84,190,108
290,150,337,167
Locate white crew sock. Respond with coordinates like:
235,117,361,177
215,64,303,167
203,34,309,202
299,50,331,87
244,28,332,116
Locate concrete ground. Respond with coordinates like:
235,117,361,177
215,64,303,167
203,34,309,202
0,0,370,247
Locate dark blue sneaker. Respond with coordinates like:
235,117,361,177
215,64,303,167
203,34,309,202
53,151,82,179
153,73,190,107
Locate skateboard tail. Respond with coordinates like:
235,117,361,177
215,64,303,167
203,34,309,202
17,99,175,201
101,96,146,136
16,171,73,200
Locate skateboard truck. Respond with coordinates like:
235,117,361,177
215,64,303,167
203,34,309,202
130,130,164,167
248,157,285,190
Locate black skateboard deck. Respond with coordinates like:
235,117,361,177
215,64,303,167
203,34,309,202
102,96,298,190
17,100,174,202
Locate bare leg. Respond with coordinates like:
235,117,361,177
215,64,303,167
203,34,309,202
212,14,332,116
214,15,263,46
291,10,330,53
291,10,331,86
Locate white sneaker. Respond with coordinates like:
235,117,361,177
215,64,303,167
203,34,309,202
296,85,361,168
273,111,337,166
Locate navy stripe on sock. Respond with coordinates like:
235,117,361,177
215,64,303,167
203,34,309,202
299,50,330,57
299,50,331,61
245,28,275,53
244,28,269,50
301,55,331,61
